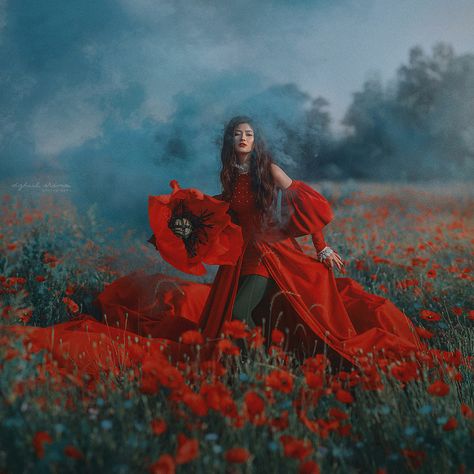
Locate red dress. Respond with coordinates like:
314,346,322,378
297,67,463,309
7,176,425,375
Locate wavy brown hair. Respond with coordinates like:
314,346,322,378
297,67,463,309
219,115,278,227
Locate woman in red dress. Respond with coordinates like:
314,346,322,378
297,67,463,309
173,115,423,369
8,115,424,376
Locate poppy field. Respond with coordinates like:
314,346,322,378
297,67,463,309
0,181,473,473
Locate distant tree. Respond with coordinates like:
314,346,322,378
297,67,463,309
276,95,335,179
339,75,396,179
338,42,474,180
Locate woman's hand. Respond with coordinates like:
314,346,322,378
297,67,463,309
317,246,345,271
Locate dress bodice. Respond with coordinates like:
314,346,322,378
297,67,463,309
228,173,264,241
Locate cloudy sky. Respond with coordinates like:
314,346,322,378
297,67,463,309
1,0,473,228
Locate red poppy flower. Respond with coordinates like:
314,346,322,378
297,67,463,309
244,391,265,422
175,434,200,464
401,449,426,470
336,389,354,404
149,454,175,474
63,297,79,314
249,326,265,349
151,418,167,435
280,435,313,460
222,320,250,339
420,309,441,322
33,431,53,459
299,460,321,474
216,338,240,356
305,372,324,390
64,445,84,460
328,407,349,420
442,416,458,431
427,379,450,397
265,369,294,394
271,328,285,345
180,330,204,345
225,447,251,463
182,392,208,417
148,180,243,275
460,403,473,419
390,361,419,383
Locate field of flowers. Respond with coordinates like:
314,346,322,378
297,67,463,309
0,181,473,473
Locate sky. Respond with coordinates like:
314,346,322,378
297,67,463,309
1,0,473,228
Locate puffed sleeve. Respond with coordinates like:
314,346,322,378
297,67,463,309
279,180,333,238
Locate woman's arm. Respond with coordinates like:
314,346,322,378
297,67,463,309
271,163,344,271
271,163,293,190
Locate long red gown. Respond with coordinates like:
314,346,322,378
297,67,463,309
7,174,425,376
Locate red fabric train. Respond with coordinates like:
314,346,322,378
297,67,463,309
6,176,425,376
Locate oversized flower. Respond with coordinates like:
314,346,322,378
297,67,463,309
148,180,243,275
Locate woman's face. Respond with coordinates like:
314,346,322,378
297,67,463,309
233,122,254,155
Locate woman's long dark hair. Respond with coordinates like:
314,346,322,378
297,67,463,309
219,115,278,226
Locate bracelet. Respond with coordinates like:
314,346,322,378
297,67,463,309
317,246,334,262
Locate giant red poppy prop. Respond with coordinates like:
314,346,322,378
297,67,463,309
148,180,243,275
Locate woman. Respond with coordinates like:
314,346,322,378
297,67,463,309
8,116,424,377
217,117,344,334
172,115,423,369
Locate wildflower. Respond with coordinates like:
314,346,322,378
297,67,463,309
269,411,289,431
305,372,323,389
222,320,249,339
271,328,285,345
396,279,419,290
17,307,33,323
175,433,199,464
181,330,204,345
442,416,458,431
427,380,450,397
426,269,437,278
329,407,349,421
249,326,265,349
303,354,330,372
419,309,441,322
401,448,426,470
64,445,84,459
149,454,175,474
244,391,265,424
451,306,463,317
336,389,354,404
299,460,320,474
33,431,53,459
151,418,167,435
265,369,294,394
280,435,313,460
182,392,208,417
460,404,473,419
63,297,79,314
35,275,47,282
390,361,419,383
216,338,240,356
225,447,251,463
